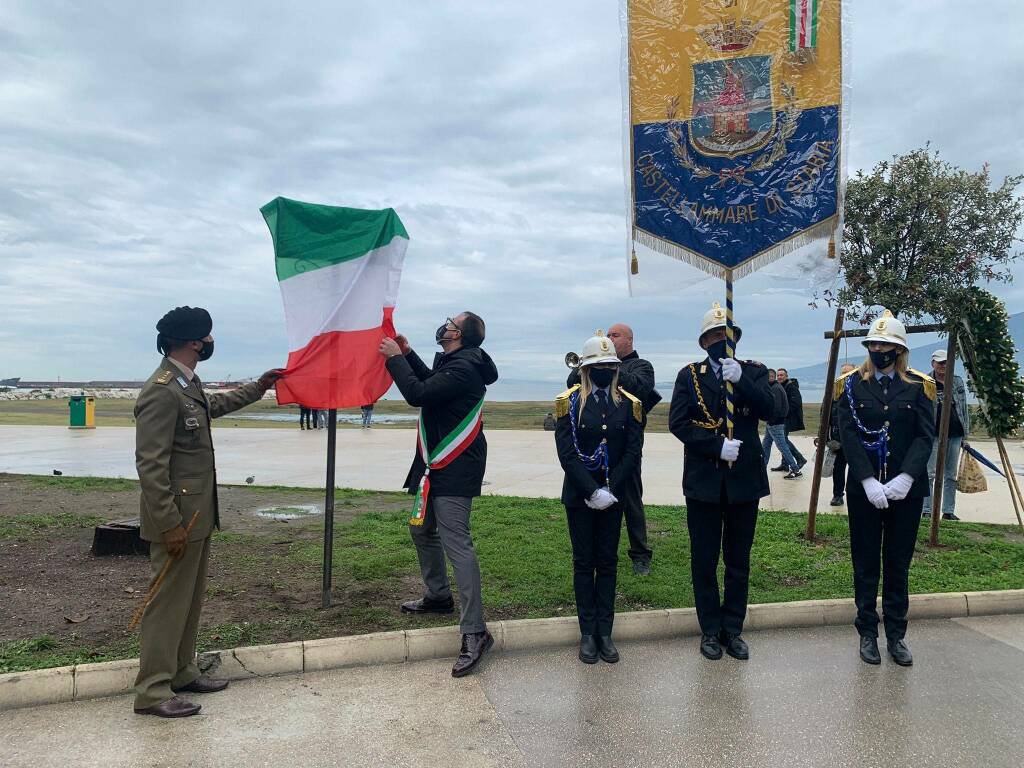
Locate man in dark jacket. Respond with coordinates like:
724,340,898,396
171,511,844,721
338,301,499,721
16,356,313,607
761,369,801,478
566,323,661,574
669,303,775,662
774,368,807,471
380,311,498,677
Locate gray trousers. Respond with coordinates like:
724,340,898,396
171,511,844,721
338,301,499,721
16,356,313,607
410,495,486,634
923,436,962,516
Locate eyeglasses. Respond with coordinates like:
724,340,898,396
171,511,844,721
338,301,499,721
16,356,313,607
446,317,462,332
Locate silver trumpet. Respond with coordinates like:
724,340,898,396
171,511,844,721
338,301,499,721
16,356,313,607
564,351,580,369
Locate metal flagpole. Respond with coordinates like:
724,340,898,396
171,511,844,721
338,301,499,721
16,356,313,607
321,409,337,608
724,269,736,449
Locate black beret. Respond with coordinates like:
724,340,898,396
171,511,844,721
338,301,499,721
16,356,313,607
156,306,212,340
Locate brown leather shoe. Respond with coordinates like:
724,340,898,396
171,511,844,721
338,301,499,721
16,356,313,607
173,676,230,694
134,696,201,718
451,630,494,678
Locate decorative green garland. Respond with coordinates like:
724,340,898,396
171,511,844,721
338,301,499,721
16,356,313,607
958,288,1024,437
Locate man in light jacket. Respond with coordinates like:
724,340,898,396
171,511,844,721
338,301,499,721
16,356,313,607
923,349,970,520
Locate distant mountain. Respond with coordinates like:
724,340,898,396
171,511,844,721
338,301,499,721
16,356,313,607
782,311,1024,391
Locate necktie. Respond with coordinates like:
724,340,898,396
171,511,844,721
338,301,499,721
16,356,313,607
881,375,890,396
595,390,607,415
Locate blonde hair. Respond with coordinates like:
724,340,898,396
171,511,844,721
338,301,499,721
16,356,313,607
578,366,621,419
858,347,915,384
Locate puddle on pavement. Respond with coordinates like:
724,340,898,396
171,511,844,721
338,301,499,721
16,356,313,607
255,504,323,521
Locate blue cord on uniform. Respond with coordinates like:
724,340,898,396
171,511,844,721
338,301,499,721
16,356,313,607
844,375,889,481
568,390,610,487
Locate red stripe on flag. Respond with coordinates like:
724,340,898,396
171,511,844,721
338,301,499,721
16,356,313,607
275,308,396,409
799,0,809,48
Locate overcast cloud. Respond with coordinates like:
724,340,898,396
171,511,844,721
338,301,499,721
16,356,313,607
1,1,1022,393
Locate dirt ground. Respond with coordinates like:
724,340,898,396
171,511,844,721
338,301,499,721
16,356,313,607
0,473,425,660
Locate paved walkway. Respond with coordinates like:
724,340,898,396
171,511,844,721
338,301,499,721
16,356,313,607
1,425,1022,525
2,615,1023,767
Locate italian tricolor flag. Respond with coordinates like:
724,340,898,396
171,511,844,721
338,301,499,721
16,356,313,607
790,0,819,51
261,197,408,409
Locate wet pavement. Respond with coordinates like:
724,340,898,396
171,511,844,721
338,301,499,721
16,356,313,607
1,425,1021,525
2,615,1022,767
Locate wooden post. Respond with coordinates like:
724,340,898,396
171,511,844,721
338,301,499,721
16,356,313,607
321,409,338,608
995,436,1024,532
928,331,957,547
806,308,845,540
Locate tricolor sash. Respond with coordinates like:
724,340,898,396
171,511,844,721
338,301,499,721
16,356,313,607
409,397,484,526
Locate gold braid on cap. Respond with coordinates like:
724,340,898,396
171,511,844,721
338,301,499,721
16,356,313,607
688,364,723,430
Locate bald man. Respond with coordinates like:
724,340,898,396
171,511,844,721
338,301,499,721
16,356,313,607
568,323,661,573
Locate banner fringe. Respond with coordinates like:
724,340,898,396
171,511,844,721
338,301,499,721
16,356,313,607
633,219,837,281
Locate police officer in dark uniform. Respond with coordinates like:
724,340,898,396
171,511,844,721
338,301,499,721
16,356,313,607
566,323,660,574
668,303,776,661
555,331,643,664
835,310,936,667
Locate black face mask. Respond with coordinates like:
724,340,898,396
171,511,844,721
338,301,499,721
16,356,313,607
588,368,615,388
435,322,460,345
197,339,214,361
706,339,730,362
869,349,897,370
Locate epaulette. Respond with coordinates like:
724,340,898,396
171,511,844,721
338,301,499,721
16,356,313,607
555,384,580,418
832,367,858,402
908,368,937,401
618,387,643,423
155,370,174,386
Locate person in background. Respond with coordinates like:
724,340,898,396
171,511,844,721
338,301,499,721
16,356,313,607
543,412,557,431
299,405,311,430
922,349,970,521
773,368,807,472
762,369,801,478
555,331,642,664
829,363,858,506
311,408,321,429
361,403,375,429
835,310,935,667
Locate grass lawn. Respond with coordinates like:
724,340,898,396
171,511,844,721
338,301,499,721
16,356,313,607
2,478,1023,673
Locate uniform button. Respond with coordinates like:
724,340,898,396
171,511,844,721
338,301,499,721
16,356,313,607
182,488,187,493
884,421,890,427
602,424,607,431
883,405,889,411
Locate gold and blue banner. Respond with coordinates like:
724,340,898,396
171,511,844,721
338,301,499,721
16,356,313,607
626,0,844,279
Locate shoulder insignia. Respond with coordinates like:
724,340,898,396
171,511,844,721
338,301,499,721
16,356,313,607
555,384,580,419
832,368,858,402
618,387,643,423
908,368,937,401
155,370,173,385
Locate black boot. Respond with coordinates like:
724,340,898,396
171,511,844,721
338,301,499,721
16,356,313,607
597,635,619,664
719,631,749,660
887,638,913,666
859,635,881,665
579,634,599,664
700,633,723,660
451,630,494,677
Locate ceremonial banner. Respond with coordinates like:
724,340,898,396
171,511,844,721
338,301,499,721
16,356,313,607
261,197,408,409
625,0,845,279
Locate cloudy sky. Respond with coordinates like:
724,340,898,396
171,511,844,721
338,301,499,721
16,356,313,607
1,1,1021,395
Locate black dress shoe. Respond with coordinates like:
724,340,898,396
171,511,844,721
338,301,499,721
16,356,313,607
173,676,229,694
579,634,599,664
888,639,913,666
632,560,651,576
859,635,881,665
451,630,494,677
830,495,844,506
401,595,455,615
700,633,723,660
770,464,788,472
597,635,619,663
134,696,201,718
719,631,749,660
942,512,961,521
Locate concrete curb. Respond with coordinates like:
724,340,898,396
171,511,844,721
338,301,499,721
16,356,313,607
3,589,1023,712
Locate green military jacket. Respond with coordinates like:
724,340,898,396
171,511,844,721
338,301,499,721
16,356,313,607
135,357,265,542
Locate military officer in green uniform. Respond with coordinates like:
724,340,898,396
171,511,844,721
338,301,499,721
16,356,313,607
133,306,283,718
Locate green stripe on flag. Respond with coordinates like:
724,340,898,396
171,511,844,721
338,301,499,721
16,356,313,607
810,0,818,48
261,196,409,282
789,0,797,52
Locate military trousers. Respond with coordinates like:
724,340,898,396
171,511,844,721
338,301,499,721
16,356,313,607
847,494,923,641
410,495,486,635
133,536,211,709
685,494,759,637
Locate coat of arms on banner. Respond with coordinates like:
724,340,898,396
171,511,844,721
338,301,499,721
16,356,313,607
691,56,773,157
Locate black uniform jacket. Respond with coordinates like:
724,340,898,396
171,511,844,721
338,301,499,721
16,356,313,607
554,385,643,506
567,351,662,419
387,346,499,498
668,357,776,504
836,370,936,498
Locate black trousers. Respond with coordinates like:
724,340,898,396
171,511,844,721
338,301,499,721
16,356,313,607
685,494,759,637
847,494,923,640
566,503,623,636
832,452,847,497
622,463,652,563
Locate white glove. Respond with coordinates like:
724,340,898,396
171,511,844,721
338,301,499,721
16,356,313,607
586,487,618,510
861,477,889,509
883,473,915,501
720,438,742,462
719,357,742,384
